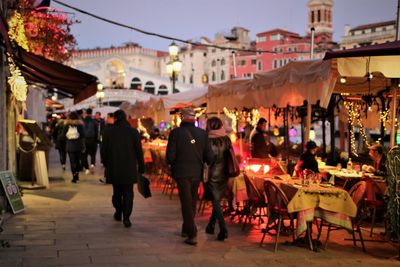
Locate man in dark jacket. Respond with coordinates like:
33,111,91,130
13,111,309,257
82,108,98,174
101,110,145,228
250,118,278,158
166,107,214,245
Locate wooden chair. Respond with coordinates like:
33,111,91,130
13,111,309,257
364,177,385,237
321,181,367,252
242,174,268,231
260,180,295,252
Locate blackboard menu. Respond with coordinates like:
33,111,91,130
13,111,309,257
0,171,24,214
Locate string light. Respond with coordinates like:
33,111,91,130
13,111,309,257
380,110,389,131
344,101,371,156
223,107,237,132
7,54,28,102
8,11,29,51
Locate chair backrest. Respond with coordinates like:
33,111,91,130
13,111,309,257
243,174,264,203
263,180,289,213
348,181,367,212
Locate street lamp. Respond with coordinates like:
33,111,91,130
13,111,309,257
96,83,105,107
166,42,182,94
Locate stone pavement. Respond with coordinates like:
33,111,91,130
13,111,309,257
0,149,399,266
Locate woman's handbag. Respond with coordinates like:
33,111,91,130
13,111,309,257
227,146,240,177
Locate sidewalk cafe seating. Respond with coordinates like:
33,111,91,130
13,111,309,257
260,180,295,252
319,181,367,252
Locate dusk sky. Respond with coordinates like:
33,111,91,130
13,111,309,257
53,0,398,51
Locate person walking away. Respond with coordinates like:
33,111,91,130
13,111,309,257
95,111,105,164
99,113,114,184
62,112,85,183
52,114,67,170
204,117,231,241
82,108,98,174
250,118,278,158
166,107,214,245
101,110,144,228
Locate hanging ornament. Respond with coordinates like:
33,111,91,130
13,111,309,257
7,55,28,102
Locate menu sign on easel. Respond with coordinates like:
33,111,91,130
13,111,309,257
0,171,24,214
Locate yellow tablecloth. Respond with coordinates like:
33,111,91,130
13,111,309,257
280,183,357,217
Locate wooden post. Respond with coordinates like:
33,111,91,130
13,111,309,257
390,79,398,148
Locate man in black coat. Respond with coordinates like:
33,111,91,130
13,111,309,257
250,118,278,158
166,107,214,245
101,110,145,228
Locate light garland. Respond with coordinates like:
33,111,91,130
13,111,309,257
379,110,389,131
7,55,28,102
138,119,150,139
223,107,237,132
251,109,260,126
344,101,370,156
8,11,29,51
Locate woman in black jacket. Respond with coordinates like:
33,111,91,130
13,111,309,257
62,112,85,183
204,117,231,241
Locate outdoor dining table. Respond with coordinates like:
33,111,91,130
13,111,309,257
250,176,357,240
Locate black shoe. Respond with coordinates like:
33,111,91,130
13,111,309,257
184,237,197,245
123,219,132,228
181,232,188,238
217,228,228,241
113,212,122,221
71,179,77,183
205,223,215,235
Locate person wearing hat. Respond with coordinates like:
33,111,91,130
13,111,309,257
250,118,278,158
166,106,214,245
295,141,319,175
363,144,387,176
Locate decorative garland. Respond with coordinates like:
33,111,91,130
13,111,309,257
386,146,400,239
223,107,237,133
379,110,389,132
344,101,370,156
8,11,29,51
7,54,28,102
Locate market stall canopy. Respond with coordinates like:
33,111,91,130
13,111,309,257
254,60,336,108
207,79,255,112
159,87,208,110
324,41,400,78
14,45,98,104
207,60,337,111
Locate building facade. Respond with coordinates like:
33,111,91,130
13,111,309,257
232,0,335,78
340,20,396,49
70,42,201,97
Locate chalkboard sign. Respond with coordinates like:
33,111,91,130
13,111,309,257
0,171,24,214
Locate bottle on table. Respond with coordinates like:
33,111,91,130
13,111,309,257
347,158,353,171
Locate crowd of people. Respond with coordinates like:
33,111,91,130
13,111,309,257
45,106,388,245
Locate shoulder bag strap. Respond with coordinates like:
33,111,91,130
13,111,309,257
182,127,203,164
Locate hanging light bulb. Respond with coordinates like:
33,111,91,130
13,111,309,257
273,126,280,136
309,127,316,141
340,77,347,84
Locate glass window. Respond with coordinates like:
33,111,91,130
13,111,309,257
273,60,277,69
130,77,142,90
251,59,257,65
144,81,155,94
212,72,216,81
258,61,262,71
211,60,216,67
190,74,193,84
221,58,226,65
221,71,225,81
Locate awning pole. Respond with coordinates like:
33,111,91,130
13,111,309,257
390,79,398,148
306,27,315,143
